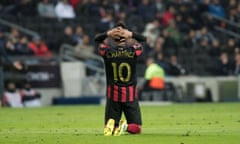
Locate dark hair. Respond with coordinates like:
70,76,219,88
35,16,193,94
114,21,126,29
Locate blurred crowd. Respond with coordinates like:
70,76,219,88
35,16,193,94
0,0,240,76
3,82,41,108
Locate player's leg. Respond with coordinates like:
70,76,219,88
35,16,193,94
123,100,142,134
104,99,122,135
114,100,142,135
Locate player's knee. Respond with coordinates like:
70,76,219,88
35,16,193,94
127,123,141,134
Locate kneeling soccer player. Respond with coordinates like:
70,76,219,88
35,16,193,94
94,22,146,136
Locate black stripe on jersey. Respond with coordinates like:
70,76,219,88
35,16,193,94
110,85,114,100
118,85,121,102
126,87,130,102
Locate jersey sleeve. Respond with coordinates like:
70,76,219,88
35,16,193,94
132,43,143,57
94,32,108,43
132,32,146,42
98,44,109,56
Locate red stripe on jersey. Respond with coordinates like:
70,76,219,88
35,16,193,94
113,85,119,101
121,87,127,102
99,44,109,56
133,44,143,56
135,50,142,56
129,86,134,102
107,85,111,99
99,50,105,56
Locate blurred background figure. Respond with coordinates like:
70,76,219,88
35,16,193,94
212,51,234,76
38,0,56,18
139,57,165,101
4,82,23,108
28,35,52,58
21,83,41,107
55,0,76,19
168,55,187,76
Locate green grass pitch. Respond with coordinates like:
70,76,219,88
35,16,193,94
0,103,240,144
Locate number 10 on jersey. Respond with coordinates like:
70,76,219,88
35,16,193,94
112,62,131,83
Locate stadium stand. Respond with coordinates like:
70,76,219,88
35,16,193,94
0,0,240,104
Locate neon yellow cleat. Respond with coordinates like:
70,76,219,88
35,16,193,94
104,119,115,136
114,119,128,136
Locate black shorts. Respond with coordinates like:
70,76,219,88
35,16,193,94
105,99,142,126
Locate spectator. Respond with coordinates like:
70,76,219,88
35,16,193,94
168,55,187,76
150,37,164,55
4,82,23,108
62,26,76,45
155,52,170,73
28,36,52,57
15,36,33,55
208,39,221,58
55,0,76,19
38,0,56,18
209,0,225,18
161,5,175,26
162,29,178,56
197,0,211,14
88,0,100,16
69,0,81,9
175,14,190,33
72,25,84,44
76,0,90,16
75,35,94,54
21,83,41,107
223,38,237,57
201,13,216,30
111,0,125,17
152,0,165,18
101,0,112,12
227,0,237,10
166,20,183,46
0,28,23,104
137,0,155,22
96,12,114,33
184,29,197,48
194,38,210,53
142,19,160,47
236,3,240,21
122,0,139,13
233,52,240,75
5,28,20,54
14,0,37,17
8,28,20,45
226,6,238,32
212,51,234,76
196,26,215,44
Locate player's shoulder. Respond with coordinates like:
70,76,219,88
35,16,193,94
99,44,110,49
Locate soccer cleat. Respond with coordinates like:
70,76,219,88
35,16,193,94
104,119,115,136
113,119,128,136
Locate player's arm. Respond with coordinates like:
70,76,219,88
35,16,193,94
131,32,146,42
120,29,146,42
94,28,119,43
94,32,108,43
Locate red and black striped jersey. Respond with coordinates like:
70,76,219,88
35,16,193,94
99,43,143,102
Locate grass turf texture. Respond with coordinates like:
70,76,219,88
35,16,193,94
0,103,240,144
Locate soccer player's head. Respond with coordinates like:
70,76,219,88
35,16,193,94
112,22,127,43
114,21,126,29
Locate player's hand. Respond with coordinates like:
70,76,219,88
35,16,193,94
107,28,119,37
13,61,23,70
119,29,133,38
